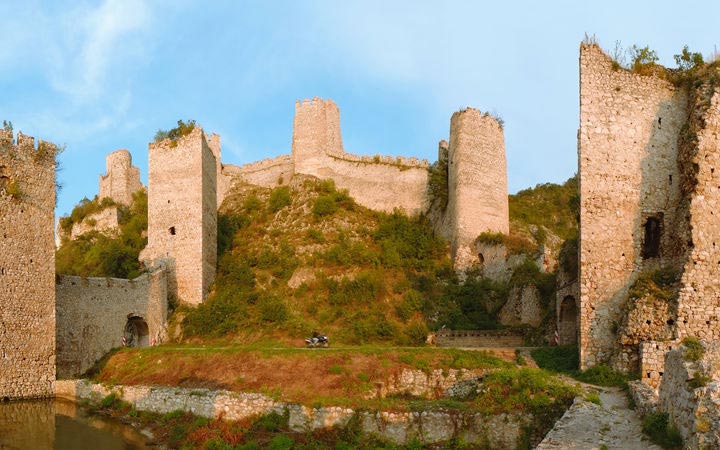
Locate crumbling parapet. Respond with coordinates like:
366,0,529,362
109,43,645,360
99,149,142,206
140,126,217,305
0,129,57,399
446,108,509,271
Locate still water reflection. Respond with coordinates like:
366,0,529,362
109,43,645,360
0,399,149,450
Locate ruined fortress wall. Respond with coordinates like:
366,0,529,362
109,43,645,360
578,43,688,368
0,131,56,399
676,89,720,340
140,127,216,305
446,109,509,270
219,155,294,206
69,206,119,240
311,156,429,215
99,149,142,206
55,268,167,378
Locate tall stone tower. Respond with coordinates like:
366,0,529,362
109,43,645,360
140,127,217,306
0,130,57,399
446,108,509,270
291,97,343,174
99,149,142,205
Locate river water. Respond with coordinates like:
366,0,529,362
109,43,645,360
0,399,150,450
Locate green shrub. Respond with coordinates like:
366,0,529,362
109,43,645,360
217,213,249,258
559,236,579,279
674,45,704,71
259,297,289,323
427,158,448,211
531,345,579,373
642,412,683,448
509,175,579,241
396,290,424,322
313,195,338,218
100,393,120,408
476,231,505,246
251,411,288,432
629,45,660,75
2,180,22,199
154,119,196,146
242,194,263,213
574,365,634,387
306,228,325,243
56,191,148,279
403,320,429,345
585,392,601,405
629,267,679,301
682,337,704,362
268,186,291,213
268,435,294,450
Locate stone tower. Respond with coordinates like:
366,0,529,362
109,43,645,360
578,43,688,370
291,97,343,173
446,108,509,270
99,149,142,205
0,130,57,399
140,127,217,306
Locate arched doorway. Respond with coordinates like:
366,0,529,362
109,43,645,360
558,295,578,345
124,316,149,347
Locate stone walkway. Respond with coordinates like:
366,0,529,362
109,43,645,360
536,386,661,450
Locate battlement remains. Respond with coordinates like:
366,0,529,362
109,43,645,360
0,129,57,399
99,149,142,206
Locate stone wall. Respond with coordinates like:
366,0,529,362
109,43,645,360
447,108,509,270
578,43,688,369
435,329,524,347
55,379,526,448
55,268,167,378
219,155,294,206
140,127,217,305
675,89,720,340
639,340,678,388
499,285,543,327
98,149,142,206
0,130,56,399
657,341,720,448
68,206,119,240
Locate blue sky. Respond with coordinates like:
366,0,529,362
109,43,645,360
3,1,719,218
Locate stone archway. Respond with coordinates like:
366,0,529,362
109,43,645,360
558,295,578,345
124,316,149,347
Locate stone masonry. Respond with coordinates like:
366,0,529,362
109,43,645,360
446,108,509,269
0,130,57,399
140,127,217,305
578,43,689,370
98,149,142,206
55,268,167,378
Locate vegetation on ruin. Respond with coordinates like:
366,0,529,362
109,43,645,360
475,230,538,255
58,195,118,234
681,336,704,362
154,119,197,147
628,267,680,301
558,236,578,279
426,156,448,211
0,179,23,200
55,190,148,279
642,412,683,449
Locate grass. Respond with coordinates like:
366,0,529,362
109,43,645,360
531,345,637,387
642,412,683,449
682,336,704,362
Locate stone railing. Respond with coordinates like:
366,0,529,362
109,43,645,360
436,329,525,348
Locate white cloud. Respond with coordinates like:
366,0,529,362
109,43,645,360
50,0,151,102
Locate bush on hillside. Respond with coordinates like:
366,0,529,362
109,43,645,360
56,190,147,279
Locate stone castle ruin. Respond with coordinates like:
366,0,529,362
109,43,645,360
219,98,509,271
578,42,720,387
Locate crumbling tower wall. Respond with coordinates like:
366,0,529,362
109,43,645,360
0,130,57,398
578,43,688,369
99,149,142,205
140,127,217,305
446,108,509,270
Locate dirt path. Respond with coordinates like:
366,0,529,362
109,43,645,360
536,386,661,450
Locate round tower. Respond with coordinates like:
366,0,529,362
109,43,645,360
446,108,509,270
